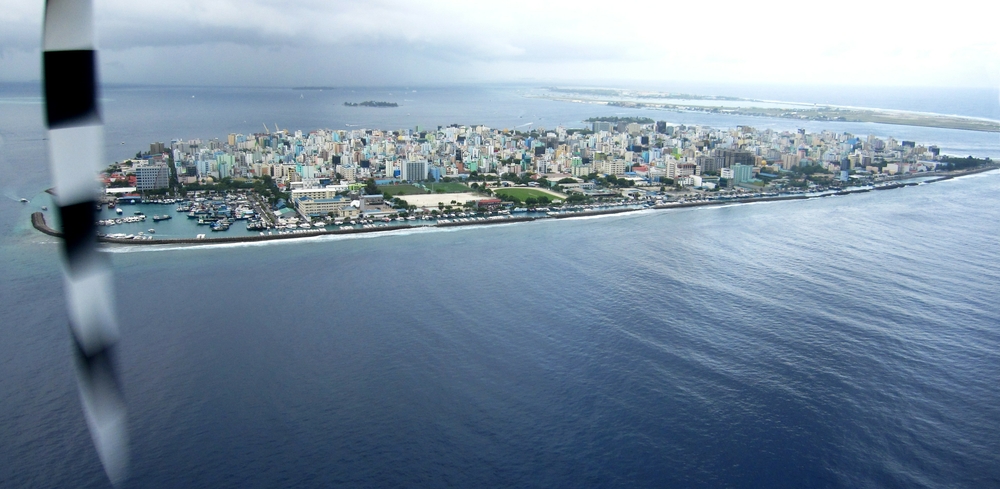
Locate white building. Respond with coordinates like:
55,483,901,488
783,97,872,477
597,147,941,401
401,160,428,182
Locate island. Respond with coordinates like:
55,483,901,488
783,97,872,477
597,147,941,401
344,101,399,108
29,118,999,245
536,88,1000,133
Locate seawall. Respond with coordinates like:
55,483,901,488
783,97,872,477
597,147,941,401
31,165,998,246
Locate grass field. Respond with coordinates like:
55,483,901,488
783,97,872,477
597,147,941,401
492,187,561,202
378,184,426,196
426,182,471,193
380,182,472,196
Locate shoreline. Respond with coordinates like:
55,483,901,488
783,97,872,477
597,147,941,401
31,166,999,247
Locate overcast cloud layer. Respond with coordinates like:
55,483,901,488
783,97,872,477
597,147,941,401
2,0,998,88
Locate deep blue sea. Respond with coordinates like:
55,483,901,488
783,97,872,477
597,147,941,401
1,83,999,488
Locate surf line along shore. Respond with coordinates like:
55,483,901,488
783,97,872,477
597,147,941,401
29,166,998,246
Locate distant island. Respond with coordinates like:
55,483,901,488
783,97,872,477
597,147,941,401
538,88,1000,133
549,87,745,102
585,116,654,124
344,101,399,108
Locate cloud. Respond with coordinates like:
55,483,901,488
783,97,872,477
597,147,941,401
1,0,997,87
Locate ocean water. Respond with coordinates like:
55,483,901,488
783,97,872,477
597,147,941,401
1,84,999,488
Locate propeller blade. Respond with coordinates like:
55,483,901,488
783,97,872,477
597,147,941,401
42,0,128,484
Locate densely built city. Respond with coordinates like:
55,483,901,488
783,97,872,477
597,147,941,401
91,119,991,237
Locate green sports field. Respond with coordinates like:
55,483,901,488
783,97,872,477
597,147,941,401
380,182,472,196
425,182,471,193
378,184,426,196
492,187,561,202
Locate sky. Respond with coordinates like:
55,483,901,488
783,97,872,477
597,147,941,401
1,0,997,89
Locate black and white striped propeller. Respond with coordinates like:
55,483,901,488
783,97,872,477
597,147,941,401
43,0,128,485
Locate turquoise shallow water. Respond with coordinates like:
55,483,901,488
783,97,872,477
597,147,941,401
1,84,998,488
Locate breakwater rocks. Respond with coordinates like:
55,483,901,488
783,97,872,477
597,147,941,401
31,212,61,237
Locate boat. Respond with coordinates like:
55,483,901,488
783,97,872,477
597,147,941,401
152,214,172,222
41,206,48,211
211,219,230,231
148,229,155,234
115,208,123,215
20,198,28,203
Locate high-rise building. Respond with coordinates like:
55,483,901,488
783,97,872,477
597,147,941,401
732,164,753,184
592,121,612,132
401,160,428,182
134,162,169,190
